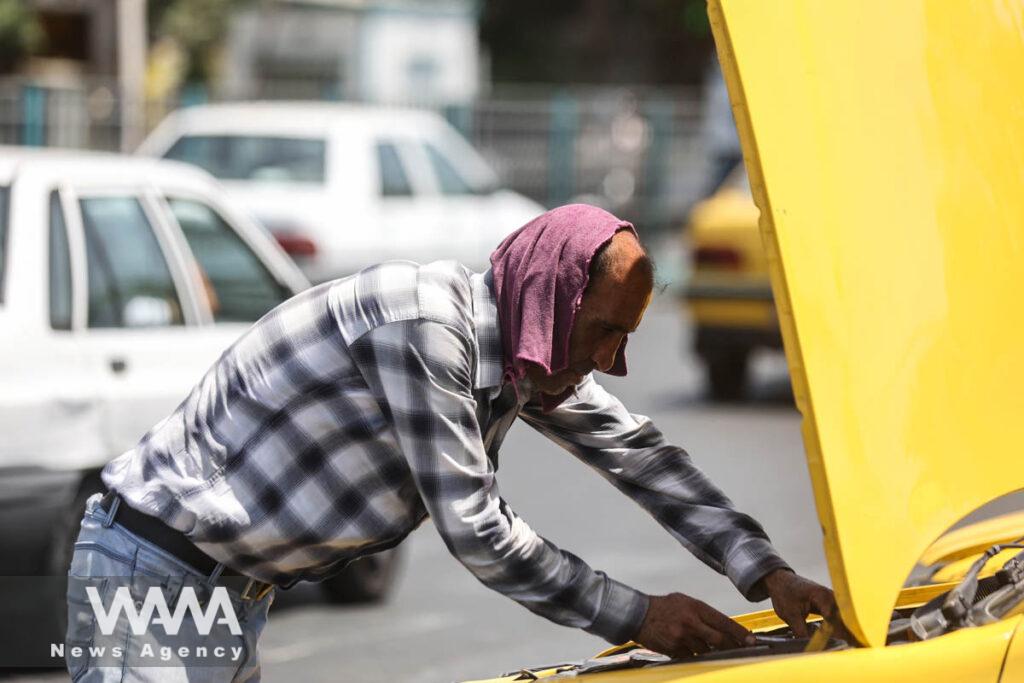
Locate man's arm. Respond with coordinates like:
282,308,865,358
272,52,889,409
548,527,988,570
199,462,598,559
349,319,647,645
517,373,791,601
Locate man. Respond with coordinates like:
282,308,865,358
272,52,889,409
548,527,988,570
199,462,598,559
66,204,834,681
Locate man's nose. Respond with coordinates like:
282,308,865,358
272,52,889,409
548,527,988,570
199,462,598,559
591,336,623,373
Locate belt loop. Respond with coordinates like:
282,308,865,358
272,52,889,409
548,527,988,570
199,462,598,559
207,562,225,586
101,495,121,528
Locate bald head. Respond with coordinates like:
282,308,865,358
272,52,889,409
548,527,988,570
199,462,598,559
590,229,654,292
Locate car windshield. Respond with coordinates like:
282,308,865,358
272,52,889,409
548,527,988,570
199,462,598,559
0,186,9,303
164,135,327,184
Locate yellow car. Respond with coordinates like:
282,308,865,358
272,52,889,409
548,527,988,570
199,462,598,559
463,0,1024,680
683,164,779,401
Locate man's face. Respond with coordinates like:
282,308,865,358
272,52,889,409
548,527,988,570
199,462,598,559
525,234,653,395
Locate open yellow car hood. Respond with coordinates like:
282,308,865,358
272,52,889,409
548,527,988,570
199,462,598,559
710,0,1024,647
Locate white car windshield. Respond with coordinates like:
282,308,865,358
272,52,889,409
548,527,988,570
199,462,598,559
164,135,326,184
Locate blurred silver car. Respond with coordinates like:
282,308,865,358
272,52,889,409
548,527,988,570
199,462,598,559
139,102,546,282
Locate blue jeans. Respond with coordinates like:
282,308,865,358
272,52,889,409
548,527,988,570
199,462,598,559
65,493,275,682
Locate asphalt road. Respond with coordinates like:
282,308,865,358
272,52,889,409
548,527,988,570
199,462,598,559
4,299,822,683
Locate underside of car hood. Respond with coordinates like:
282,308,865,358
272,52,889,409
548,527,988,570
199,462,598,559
462,513,1024,681
709,0,1024,646
462,581,1024,682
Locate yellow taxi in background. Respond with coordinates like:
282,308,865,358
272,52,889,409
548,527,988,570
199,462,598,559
683,164,780,400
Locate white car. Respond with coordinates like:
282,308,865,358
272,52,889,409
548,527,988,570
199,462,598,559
138,101,546,282
0,148,394,640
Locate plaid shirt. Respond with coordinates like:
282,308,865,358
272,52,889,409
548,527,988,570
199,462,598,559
102,260,789,645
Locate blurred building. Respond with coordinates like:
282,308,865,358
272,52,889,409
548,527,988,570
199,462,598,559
11,1,145,83
6,0,146,149
14,1,114,81
221,0,481,105
0,0,716,232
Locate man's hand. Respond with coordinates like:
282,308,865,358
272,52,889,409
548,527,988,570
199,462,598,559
760,569,838,637
633,593,756,659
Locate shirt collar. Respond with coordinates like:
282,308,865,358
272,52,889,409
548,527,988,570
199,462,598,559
470,268,505,393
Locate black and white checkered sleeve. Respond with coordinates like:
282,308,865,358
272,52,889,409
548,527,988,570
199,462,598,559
350,319,649,645
519,374,791,602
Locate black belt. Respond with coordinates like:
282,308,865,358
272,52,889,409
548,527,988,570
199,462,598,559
98,490,274,600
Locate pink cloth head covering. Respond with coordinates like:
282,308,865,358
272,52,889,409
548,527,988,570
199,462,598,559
489,203,637,411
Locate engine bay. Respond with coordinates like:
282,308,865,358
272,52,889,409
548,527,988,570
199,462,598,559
501,622,850,680
500,543,1024,680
